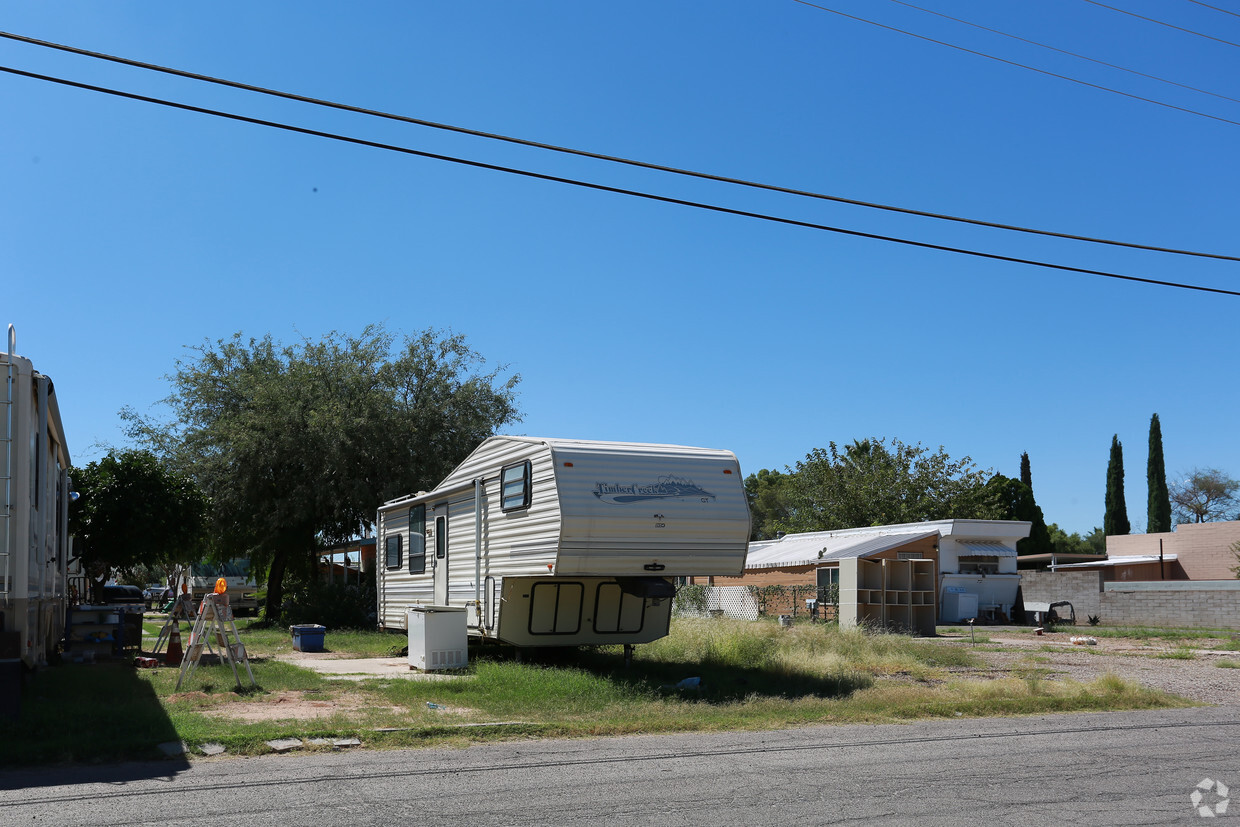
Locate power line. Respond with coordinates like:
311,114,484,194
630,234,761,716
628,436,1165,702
1183,0,1240,19
887,0,1240,106
1082,0,1240,48
1,30,1237,264
2,63,1237,299
790,0,1240,128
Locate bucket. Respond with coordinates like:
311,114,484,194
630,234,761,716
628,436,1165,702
290,624,326,652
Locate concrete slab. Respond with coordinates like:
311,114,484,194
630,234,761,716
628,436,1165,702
275,653,473,682
266,738,303,752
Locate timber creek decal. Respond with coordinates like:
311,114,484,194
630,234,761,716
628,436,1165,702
593,475,716,505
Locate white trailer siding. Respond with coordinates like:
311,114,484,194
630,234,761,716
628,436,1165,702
2,332,72,669
377,438,563,631
376,437,750,647
549,442,749,576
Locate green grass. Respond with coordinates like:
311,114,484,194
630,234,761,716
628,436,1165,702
1155,645,1197,660
0,617,1187,766
1214,659,1240,669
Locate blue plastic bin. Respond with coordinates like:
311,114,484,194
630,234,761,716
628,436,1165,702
290,624,326,652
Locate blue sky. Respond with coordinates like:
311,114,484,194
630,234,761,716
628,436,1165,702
3,1,1237,537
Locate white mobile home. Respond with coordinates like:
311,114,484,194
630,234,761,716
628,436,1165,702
376,437,750,648
1,326,73,669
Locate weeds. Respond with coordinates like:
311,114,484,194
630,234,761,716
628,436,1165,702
1155,645,1197,660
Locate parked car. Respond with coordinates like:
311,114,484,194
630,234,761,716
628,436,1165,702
101,585,146,606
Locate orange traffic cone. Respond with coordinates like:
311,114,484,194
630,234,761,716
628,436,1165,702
165,623,183,665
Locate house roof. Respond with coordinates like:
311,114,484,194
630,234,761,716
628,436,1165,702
746,530,939,569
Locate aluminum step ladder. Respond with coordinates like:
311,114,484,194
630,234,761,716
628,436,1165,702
175,593,256,691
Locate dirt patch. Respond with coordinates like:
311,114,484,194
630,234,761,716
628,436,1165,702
203,690,404,723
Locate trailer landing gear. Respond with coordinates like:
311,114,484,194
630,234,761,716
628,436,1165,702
623,644,634,668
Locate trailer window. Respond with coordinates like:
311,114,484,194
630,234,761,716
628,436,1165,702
385,535,402,569
435,515,448,559
408,505,426,575
501,461,532,512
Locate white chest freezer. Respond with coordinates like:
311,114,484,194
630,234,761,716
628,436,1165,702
407,606,468,671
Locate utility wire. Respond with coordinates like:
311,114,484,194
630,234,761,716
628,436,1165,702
1184,0,1240,19
791,0,1240,128
1,30,1237,265
1082,0,1240,48
3,64,1237,298
887,0,1240,106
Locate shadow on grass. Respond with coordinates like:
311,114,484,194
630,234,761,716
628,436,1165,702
473,645,872,703
0,663,191,782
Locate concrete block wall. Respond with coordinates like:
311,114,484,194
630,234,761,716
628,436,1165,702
1021,570,1240,629
1019,570,1103,620
1099,587,1240,630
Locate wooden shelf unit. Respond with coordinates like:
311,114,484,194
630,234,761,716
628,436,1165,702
838,558,937,636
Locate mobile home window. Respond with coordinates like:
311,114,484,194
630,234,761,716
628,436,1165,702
385,535,402,569
408,505,427,575
501,461,532,512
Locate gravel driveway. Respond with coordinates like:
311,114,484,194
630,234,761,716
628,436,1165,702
936,629,1240,705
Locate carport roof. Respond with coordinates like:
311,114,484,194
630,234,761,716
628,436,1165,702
745,530,939,569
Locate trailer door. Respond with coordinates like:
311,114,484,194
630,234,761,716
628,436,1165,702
432,504,449,605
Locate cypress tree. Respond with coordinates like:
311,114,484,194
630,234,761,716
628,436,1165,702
1104,435,1131,536
1147,413,1172,533
1016,453,1050,555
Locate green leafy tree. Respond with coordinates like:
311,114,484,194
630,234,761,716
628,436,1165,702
125,325,520,621
1170,468,1239,524
744,468,793,540
984,475,1052,556
1020,452,1032,488
69,449,209,601
1104,435,1131,536
782,438,993,531
1146,414,1172,533
1047,524,1106,556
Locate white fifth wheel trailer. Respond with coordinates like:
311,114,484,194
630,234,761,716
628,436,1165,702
376,437,750,649
1,325,73,669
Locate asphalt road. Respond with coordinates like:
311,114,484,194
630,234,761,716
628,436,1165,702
4,706,1238,826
